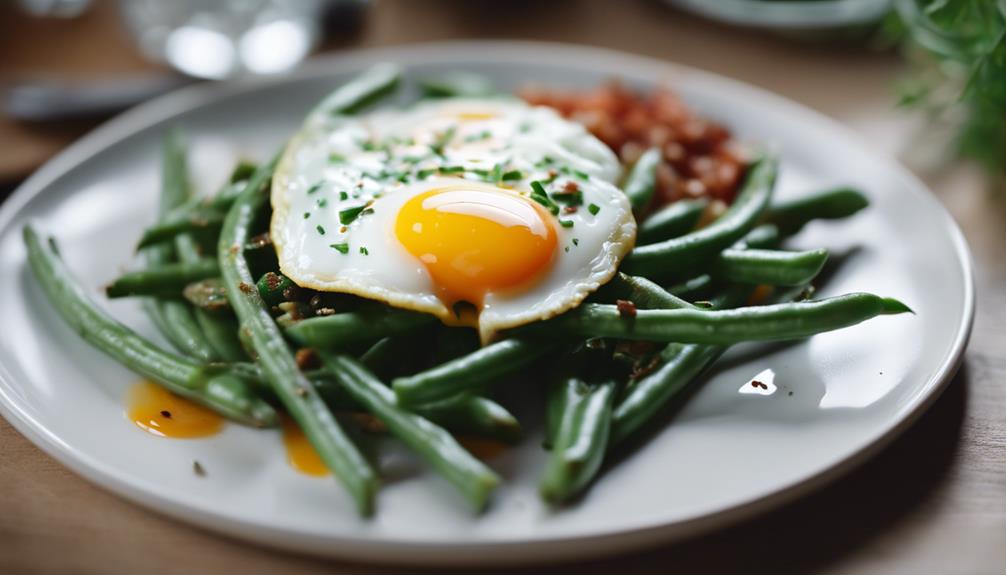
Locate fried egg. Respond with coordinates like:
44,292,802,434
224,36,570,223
272,97,636,341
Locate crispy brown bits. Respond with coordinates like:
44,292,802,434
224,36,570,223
295,348,319,370
751,380,768,390
563,181,580,194
238,282,253,294
247,232,272,249
616,299,637,318
521,81,745,206
562,205,578,214
350,413,388,434
160,410,172,419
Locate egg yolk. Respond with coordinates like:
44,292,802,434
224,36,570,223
126,381,223,439
282,417,330,477
395,185,558,310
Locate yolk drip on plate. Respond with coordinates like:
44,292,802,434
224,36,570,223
127,381,223,438
395,185,557,320
282,417,330,477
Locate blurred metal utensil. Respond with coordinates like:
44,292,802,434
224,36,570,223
3,74,194,122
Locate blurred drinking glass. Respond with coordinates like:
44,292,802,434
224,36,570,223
117,0,327,79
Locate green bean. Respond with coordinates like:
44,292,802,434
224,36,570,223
623,147,662,215
735,223,781,250
610,286,801,445
105,259,220,298
767,187,869,235
285,307,436,350
311,62,401,118
228,160,257,184
183,278,231,312
256,271,297,307
158,181,246,231
175,233,242,361
140,132,218,361
358,336,409,380
420,72,495,98
320,353,500,511
521,293,912,345
136,207,224,249
714,248,829,287
219,155,378,516
412,395,522,444
539,378,616,504
637,198,708,244
393,338,556,406
23,226,277,427
595,273,697,310
300,365,523,444
620,155,778,280
610,343,721,445
545,375,586,449
667,274,714,299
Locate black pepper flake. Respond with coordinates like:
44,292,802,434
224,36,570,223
193,461,206,477
160,410,172,419
616,299,637,318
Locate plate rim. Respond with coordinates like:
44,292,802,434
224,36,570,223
0,40,976,564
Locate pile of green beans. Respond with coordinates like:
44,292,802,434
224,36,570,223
23,64,911,515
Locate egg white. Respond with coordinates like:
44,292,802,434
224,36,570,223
272,97,636,341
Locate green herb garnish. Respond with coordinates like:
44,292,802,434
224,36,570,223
430,126,457,157
339,206,366,225
330,243,349,254
588,203,600,215
316,225,326,236
529,180,560,215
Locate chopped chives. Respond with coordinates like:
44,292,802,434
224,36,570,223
306,183,322,195
339,206,366,225
303,212,311,219
339,191,349,200
430,126,456,156
572,238,579,246
552,190,583,206
317,198,328,208
588,203,600,215
559,220,574,228
501,169,523,181
316,225,326,235
359,246,369,255
330,243,349,254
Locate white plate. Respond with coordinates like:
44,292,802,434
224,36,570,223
0,42,973,565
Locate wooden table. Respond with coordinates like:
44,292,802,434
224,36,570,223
2,1,1004,573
